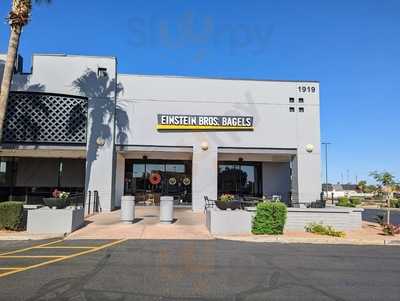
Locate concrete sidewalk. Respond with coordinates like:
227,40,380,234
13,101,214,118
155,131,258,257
67,207,213,240
2,207,400,245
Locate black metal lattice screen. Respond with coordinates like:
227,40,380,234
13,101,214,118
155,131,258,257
2,92,88,144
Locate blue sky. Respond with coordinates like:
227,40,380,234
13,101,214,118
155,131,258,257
0,0,399,184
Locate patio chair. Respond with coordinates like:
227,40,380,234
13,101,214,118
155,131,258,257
204,196,215,212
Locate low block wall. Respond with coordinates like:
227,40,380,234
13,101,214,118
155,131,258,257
206,209,252,235
27,207,85,234
286,208,364,231
206,207,363,235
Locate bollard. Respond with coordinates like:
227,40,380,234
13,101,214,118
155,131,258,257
160,196,174,224
121,196,135,224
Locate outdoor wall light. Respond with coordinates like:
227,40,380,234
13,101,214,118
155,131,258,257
305,144,314,153
201,141,209,151
96,137,106,147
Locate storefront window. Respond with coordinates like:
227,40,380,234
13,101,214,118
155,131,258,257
218,161,262,197
0,157,85,203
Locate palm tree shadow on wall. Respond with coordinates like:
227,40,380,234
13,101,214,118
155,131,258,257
0,59,48,147
72,69,129,195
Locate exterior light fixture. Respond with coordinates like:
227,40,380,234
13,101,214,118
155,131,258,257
96,137,105,147
201,141,209,151
305,144,314,153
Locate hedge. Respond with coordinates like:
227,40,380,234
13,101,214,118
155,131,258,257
252,202,287,235
337,197,362,207
0,201,25,231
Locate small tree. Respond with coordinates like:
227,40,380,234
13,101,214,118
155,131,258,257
369,171,397,224
357,180,367,193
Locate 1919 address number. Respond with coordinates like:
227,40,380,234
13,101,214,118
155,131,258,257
298,86,316,93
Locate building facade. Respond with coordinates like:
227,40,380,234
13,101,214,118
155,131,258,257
0,54,321,211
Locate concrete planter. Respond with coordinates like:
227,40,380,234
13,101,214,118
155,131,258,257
206,207,364,235
160,196,174,223
121,196,135,223
206,209,252,235
27,207,84,234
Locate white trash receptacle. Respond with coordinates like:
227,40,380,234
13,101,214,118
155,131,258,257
160,196,174,224
121,196,135,223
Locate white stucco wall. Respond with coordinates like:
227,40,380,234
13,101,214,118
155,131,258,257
9,54,118,212
117,74,321,209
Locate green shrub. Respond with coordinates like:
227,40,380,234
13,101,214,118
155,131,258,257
305,222,345,237
337,197,362,207
349,197,363,206
219,194,234,202
252,202,287,235
0,202,24,231
389,199,400,208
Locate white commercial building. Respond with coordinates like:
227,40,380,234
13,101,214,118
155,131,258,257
0,54,321,211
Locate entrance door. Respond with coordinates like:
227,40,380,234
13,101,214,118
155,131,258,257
124,159,192,205
218,161,262,197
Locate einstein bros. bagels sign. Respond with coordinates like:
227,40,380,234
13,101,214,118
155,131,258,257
157,114,254,131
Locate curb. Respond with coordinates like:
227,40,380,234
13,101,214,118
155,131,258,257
0,234,64,241
214,235,400,246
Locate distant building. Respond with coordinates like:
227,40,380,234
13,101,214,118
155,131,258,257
322,183,373,199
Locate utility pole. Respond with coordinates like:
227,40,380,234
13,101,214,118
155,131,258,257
322,142,331,200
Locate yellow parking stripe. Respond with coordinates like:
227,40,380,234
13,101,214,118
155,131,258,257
37,246,94,249
0,255,65,259
0,268,24,270
0,239,64,256
0,238,127,279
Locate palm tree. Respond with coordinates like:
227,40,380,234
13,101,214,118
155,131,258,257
0,0,51,142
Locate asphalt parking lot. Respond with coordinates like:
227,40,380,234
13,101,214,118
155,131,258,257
0,239,400,300
363,208,400,224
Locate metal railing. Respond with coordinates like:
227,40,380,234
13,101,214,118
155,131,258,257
85,190,101,215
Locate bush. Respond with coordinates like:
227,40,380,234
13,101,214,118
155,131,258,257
337,197,362,207
337,197,355,207
0,202,24,231
349,197,363,206
252,202,287,235
219,194,234,202
382,223,400,236
389,199,400,208
305,222,345,237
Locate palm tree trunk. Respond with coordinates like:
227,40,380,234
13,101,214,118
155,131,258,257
0,25,22,142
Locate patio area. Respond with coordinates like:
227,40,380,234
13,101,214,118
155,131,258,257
67,207,212,240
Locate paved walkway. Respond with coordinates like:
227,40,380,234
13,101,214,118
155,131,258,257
2,207,400,245
67,207,212,240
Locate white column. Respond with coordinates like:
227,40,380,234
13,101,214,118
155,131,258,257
114,153,125,208
295,150,321,205
191,143,218,212
85,97,116,212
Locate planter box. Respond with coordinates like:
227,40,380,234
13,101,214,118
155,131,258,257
206,207,364,235
206,209,252,235
27,207,84,234
285,207,364,231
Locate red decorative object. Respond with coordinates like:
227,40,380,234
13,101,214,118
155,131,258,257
149,173,161,185
52,189,60,198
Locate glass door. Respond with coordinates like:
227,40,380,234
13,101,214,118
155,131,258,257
125,159,192,205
